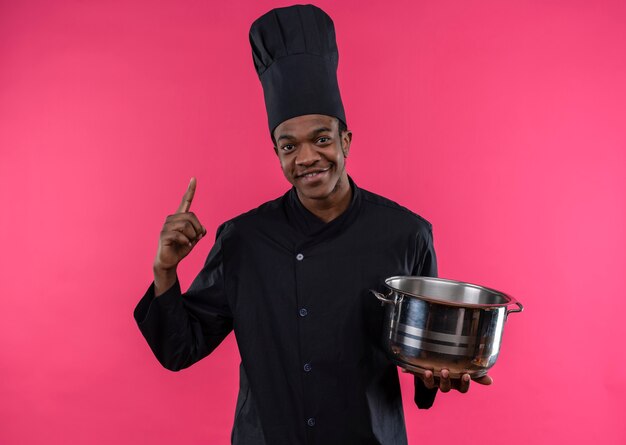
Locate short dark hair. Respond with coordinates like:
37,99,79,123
337,118,347,134
272,117,348,146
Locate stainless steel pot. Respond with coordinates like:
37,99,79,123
371,276,523,378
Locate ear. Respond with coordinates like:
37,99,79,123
341,130,352,158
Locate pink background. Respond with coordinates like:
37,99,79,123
1,0,625,443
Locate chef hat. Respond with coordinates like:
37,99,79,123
249,4,347,135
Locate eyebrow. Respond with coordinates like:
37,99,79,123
309,127,333,137
276,127,333,143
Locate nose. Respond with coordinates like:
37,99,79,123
295,143,321,167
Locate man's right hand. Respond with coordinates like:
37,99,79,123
153,177,207,296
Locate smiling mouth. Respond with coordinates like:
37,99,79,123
297,167,331,180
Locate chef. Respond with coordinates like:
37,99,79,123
134,5,491,444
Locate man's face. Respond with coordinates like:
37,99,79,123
273,114,352,203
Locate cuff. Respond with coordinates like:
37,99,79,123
414,375,438,409
133,280,182,325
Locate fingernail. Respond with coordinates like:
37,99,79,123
463,375,470,382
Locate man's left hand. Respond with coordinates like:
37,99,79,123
405,368,493,393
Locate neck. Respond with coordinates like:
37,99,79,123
297,175,352,223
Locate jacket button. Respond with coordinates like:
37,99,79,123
303,363,312,372
307,417,316,427
299,308,308,317
296,253,304,261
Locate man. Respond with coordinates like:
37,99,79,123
134,5,491,444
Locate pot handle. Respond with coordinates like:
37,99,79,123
506,299,524,315
370,289,395,305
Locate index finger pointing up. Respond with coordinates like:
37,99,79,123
177,177,197,213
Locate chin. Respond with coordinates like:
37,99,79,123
296,180,340,201
296,185,328,199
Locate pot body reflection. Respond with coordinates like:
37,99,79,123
374,276,523,378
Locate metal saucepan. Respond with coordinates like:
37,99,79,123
371,276,523,378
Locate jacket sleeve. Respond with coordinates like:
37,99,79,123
133,223,234,371
411,224,439,409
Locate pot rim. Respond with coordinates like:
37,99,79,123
383,275,518,309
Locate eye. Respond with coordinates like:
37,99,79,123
317,137,331,144
280,144,296,152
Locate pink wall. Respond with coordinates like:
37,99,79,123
1,0,624,443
